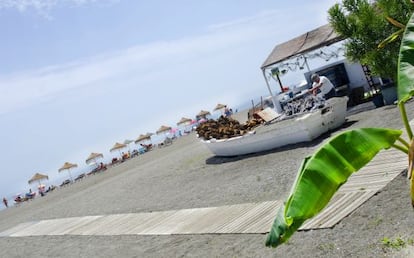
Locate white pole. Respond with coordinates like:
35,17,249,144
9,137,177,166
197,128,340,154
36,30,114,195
303,55,311,72
261,68,283,113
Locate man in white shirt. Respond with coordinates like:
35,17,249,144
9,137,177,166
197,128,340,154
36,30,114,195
309,73,336,100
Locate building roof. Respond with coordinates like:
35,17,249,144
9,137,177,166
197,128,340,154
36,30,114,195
261,24,343,69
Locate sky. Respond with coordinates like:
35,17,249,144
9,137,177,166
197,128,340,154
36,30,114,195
0,0,341,201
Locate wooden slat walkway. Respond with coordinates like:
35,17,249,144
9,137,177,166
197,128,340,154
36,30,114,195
0,201,283,237
0,131,407,237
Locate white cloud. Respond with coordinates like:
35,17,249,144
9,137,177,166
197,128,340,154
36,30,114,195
0,0,54,12
0,10,281,115
207,9,282,32
0,0,118,18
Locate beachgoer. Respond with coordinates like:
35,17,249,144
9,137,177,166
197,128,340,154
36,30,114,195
99,162,107,170
121,152,129,161
2,197,8,208
224,106,232,117
15,195,22,203
38,185,46,196
309,73,336,100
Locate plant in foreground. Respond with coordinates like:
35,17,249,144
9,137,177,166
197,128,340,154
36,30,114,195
381,237,407,250
266,12,414,248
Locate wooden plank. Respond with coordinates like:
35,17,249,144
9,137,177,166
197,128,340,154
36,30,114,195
139,209,203,235
41,216,101,236
59,216,102,235
91,214,143,235
99,212,162,235
256,107,281,122
10,219,61,237
186,204,252,234
0,221,39,237
213,201,279,234
222,202,281,233
301,191,375,230
8,216,99,237
169,207,223,233
139,210,196,235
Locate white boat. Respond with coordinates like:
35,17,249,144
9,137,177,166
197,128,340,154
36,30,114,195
200,96,348,156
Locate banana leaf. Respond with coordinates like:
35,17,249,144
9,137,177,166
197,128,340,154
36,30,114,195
266,128,402,248
386,16,405,29
398,12,414,103
378,29,404,49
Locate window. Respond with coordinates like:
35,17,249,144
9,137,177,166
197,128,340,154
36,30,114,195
316,63,349,88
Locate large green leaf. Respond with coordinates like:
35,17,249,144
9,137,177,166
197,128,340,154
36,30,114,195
266,128,402,248
398,12,414,102
378,28,404,49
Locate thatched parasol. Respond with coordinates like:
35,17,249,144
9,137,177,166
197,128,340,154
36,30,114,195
110,142,127,152
197,110,210,117
196,110,211,121
135,133,152,143
110,142,128,158
85,152,104,165
58,162,78,181
176,117,192,126
156,125,172,135
28,173,49,185
213,103,226,111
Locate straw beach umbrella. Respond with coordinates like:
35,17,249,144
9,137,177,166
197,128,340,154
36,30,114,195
135,133,153,151
110,142,127,157
145,132,154,139
156,125,172,135
85,152,104,166
28,173,49,185
135,134,149,143
156,125,173,145
58,162,78,181
196,110,210,121
177,117,192,135
135,133,152,144
110,142,127,152
197,110,210,117
213,103,226,111
176,117,192,126
213,103,228,117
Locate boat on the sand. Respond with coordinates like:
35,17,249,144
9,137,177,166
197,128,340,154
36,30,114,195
200,96,348,156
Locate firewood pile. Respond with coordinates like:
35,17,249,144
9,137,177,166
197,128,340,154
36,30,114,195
196,116,263,140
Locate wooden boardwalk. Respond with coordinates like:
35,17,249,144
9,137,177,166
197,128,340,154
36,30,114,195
0,137,407,237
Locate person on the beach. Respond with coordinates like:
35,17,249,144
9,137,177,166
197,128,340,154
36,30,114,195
14,195,22,203
309,73,336,100
99,162,107,170
25,189,35,199
2,197,8,208
224,106,232,117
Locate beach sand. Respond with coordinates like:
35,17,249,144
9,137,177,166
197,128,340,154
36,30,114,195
1,99,414,257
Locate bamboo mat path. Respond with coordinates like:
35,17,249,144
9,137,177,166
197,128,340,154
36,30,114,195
0,131,408,237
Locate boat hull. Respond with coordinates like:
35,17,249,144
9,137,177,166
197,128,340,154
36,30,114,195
200,96,348,156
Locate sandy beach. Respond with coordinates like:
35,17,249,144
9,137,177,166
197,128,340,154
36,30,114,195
1,99,414,258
